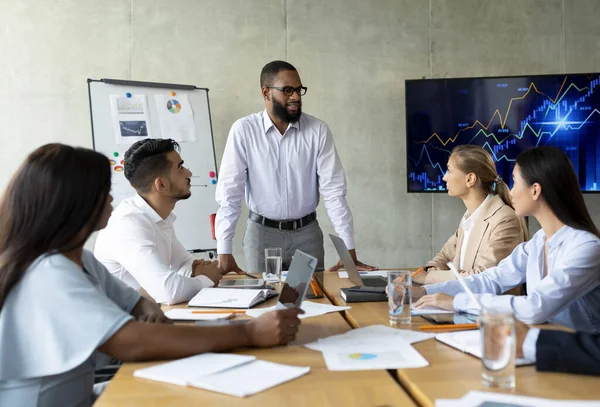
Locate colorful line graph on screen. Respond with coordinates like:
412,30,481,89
405,74,600,192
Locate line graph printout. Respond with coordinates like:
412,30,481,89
405,74,600,192
109,94,152,145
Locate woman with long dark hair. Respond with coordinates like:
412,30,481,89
0,144,302,406
417,145,527,284
413,146,600,332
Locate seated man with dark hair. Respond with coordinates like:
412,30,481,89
95,139,223,305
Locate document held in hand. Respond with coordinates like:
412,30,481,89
134,353,310,397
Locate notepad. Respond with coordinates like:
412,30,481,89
435,330,534,366
133,353,310,397
164,309,233,321
188,287,278,309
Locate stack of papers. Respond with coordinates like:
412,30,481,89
436,391,600,406
304,325,432,371
134,353,310,398
245,300,351,319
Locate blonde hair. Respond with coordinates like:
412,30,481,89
451,145,528,240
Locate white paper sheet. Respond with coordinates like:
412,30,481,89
245,300,351,320
304,324,435,353
109,94,151,145
189,360,310,398
164,309,233,321
155,94,196,142
436,390,600,407
133,353,255,386
321,348,429,371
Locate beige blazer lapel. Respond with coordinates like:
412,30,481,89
461,195,504,271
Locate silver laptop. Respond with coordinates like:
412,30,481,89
278,249,318,308
329,234,387,287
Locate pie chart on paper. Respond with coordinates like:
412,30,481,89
348,353,378,360
166,99,181,114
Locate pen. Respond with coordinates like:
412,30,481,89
243,272,258,279
191,310,246,314
412,267,424,278
419,324,479,331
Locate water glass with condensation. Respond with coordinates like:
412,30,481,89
480,309,516,389
387,271,412,325
264,247,283,284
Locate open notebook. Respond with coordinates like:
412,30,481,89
435,330,534,366
188,287,278,309
134,353,310,398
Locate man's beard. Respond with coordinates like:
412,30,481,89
272,97,302,123
172,191,191,200
170,181,192,200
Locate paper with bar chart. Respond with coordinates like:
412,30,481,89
406,74,600,192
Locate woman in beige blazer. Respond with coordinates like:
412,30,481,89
416,145,528,285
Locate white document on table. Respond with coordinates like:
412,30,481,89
305,325,435,352
321,347,429,371
436,390,600,407
134,353,309,397
134,353,255,386
245,300,351,319
188,360,310,398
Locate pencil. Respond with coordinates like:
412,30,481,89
419,324,479,331
191,310,246,314
412,267,424,278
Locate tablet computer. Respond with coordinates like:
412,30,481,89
278,250,318,309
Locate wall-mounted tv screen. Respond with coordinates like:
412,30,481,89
405,73,600,192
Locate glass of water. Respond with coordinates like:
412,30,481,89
387,270,412,325
264,247,283,285
480,309,516,389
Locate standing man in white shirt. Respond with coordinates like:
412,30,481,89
216,60,376,274
95,139,223,305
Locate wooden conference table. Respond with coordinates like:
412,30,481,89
97,270,600,407
95,289,415,407
318,270,600,407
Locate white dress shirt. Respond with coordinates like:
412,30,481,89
215,110,355,254
426,225,600,332
459,194,493,269
95,194,213,305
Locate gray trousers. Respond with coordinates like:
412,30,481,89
243,218,325,273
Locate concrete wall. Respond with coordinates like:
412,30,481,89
1,0,598,268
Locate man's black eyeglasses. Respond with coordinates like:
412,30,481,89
267,86,307,96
